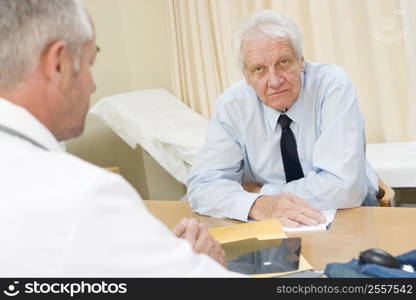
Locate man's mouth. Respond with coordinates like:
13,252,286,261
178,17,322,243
268,89,289,97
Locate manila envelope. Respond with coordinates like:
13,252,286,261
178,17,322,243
209,219,313,277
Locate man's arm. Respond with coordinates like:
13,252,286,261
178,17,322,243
186,105,262,221
172,218,227,267
187,101,325,225
61,171,239,277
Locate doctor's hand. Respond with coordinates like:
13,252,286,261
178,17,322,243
172,218,227,267
248,193,326,227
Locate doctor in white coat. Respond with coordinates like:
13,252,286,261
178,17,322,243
0,0,237,277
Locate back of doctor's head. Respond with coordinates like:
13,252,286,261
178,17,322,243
0,0,93,91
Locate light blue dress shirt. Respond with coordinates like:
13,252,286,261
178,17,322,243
187,62,379,221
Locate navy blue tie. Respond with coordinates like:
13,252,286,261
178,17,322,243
278,114,304,183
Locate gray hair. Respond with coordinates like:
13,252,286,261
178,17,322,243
0,0,93,90
234,10,303,71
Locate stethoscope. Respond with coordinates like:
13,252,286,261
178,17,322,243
0,123,48,151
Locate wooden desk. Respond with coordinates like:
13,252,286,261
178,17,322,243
144,201,416,271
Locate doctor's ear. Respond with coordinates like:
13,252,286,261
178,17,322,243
40,40,71,85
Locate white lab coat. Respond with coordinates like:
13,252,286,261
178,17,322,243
0,97,238,277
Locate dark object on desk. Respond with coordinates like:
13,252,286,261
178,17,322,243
279,270,324,278
224,237,301,275
325,249,416,278
359,248,402,269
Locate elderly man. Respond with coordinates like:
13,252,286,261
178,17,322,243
187,10,379,227
0,0,237,277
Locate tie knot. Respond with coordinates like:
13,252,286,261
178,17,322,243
278,114,292,129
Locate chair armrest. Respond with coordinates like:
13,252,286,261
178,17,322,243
378,179,395,207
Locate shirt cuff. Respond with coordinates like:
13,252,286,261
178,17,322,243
238,192,263,222
260,183,282,195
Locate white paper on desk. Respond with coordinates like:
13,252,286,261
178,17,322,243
283,210,337,233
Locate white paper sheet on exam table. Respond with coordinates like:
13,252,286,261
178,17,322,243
283,210,337,233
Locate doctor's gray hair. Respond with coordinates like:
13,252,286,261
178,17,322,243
0,0,93,90
234,10,304,71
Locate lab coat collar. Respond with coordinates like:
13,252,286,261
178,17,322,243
0,97,63,152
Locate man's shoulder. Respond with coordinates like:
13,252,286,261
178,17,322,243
37,151,107,174
19,150,129,192
305,62,352,87
53,152,130,188
1,148,141,227
214,79,257,111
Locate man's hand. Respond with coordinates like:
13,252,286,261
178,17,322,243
172,218,227,267
248,193,326,227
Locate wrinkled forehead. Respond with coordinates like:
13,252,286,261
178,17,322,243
242,36,296,63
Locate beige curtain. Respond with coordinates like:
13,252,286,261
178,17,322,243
167,0,416,142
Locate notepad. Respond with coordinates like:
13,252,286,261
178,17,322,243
283,210,337,232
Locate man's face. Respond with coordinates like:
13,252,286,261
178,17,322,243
57,38,97,141
243,36,304,112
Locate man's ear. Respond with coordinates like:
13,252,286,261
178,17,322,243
299,56,305,71
39,40,70,86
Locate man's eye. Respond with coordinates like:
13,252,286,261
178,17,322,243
280,59,289,65
254,66,263,73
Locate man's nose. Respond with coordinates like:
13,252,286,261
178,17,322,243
267,70,284,88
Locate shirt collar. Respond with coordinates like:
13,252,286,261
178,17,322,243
262,101,280,131
0,97,63,152
261,71,306,131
